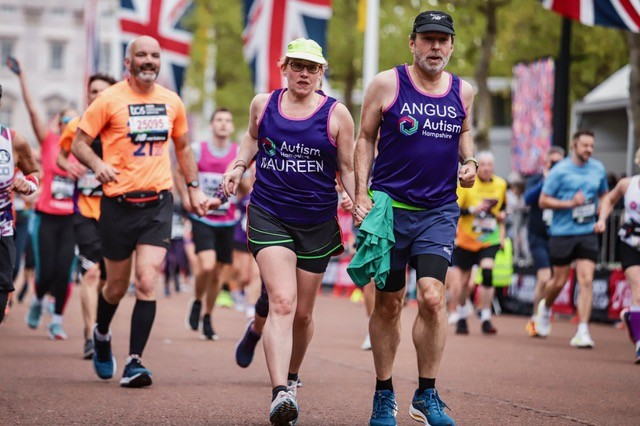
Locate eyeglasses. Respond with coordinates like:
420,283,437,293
289,61,322,74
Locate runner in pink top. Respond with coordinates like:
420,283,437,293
176,108,240,341
9,57,79,340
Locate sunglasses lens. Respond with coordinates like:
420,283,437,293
290,62,320,74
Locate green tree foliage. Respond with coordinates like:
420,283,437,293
184,0,628,136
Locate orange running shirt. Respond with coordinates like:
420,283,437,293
59,116,101,219
77,80,188,197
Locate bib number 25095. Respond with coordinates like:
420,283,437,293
128,104,170,157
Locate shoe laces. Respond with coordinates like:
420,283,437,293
425,390,450,415
372,392,397,418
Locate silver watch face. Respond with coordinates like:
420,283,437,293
189,181,199,188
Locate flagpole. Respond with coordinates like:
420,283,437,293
552,17,571,149
362,0,379,92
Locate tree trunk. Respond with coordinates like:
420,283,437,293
473,2,499,152
628,32,640,167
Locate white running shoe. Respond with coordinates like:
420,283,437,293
570,331,595,349
269,389,298,426
360,334,372,351
447,311,460,325
534,299,552,337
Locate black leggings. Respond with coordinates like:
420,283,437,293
0,291,8,324
32,212,75,315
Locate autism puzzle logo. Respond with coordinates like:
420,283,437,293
261,137,277,156
398,115,419,136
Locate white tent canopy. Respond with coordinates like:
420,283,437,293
572,65,635,177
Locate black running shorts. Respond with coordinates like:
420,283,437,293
99,191,173,261
548,234,599,266
247,203,343,274
190,219,234,264
452,244,501,271
73,213,106,279
620,239,640,271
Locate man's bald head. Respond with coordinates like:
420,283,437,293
125,36,161,60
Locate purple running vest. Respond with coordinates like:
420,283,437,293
371,65,466,208
251,89,339,224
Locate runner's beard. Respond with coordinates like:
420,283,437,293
416,50,452,75
133,65,159,83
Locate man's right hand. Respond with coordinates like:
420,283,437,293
572,190,585,207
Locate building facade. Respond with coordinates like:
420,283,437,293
0,0,120,145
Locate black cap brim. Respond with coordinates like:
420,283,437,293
414,24,454,35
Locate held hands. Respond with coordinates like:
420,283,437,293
187,188,210,217
458,163,476,188
222,167,244,197
340,192,354,211
352,196,372,227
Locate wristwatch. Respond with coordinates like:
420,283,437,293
463,157,478,168
187,180,200,189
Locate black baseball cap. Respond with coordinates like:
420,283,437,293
413,11,455,35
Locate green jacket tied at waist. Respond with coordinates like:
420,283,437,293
347,190,395,289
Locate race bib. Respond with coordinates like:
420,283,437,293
619,222,640,250
51,174,74,200
128,104,170,156
542,208,553,227
200,172,230,216
472,213,498,234
572,202,596,224
77,171,102,196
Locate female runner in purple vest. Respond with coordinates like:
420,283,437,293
222,38,356,426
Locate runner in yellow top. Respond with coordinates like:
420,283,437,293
57,73,116,360
71,36,210,388
451,150,507,335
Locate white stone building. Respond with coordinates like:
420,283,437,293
0,0,120,145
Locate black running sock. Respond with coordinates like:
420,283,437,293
287,372,298,382
376,377,393,392
418,377,436,393
96,291,119,335
0,291,8,324
129,299,156,357
272,385,288,401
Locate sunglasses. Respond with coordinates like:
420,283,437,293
289,61,322,74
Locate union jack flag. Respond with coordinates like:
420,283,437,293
542,0,640,32
119,0,195,95
242,0,333,94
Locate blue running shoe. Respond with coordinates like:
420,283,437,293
48,323,68,340
120,356,153,388
25,298,42,329
370,390,398,426
92,326,116,380
235,319,261,368
410,388,455,425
